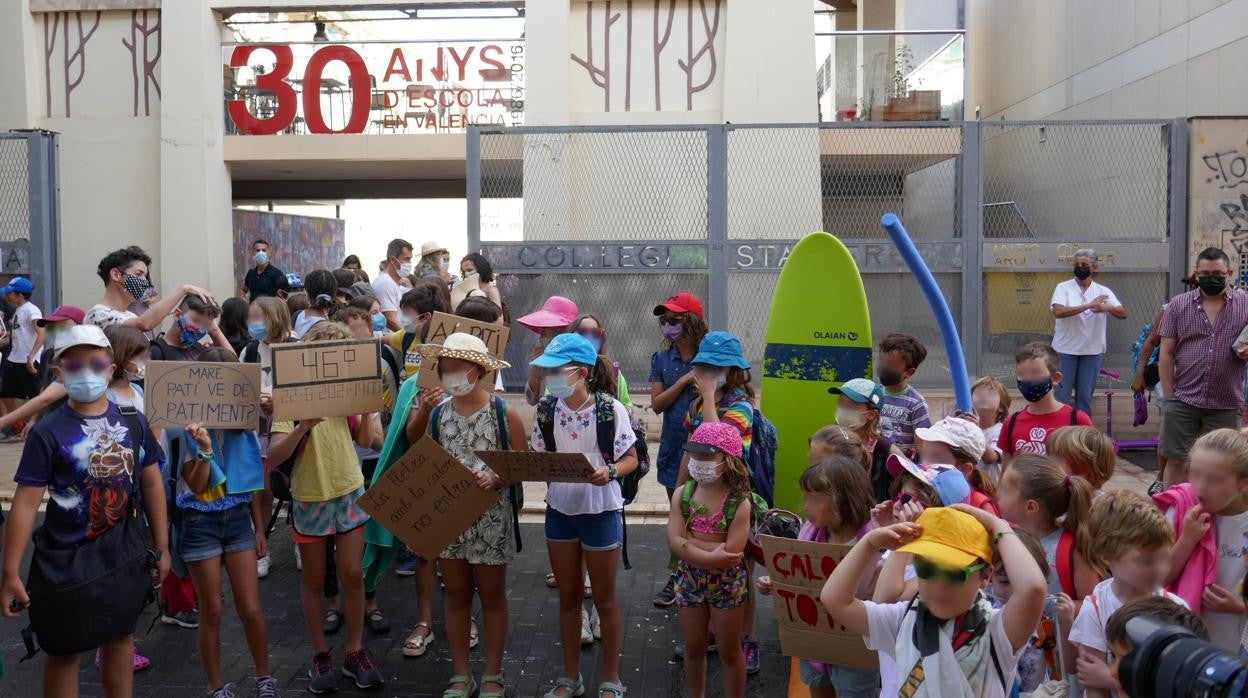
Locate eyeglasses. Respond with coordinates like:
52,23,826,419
912,557,986,585
60,356,112,374
659,315,684,326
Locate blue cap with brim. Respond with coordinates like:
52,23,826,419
531,333,598,368
828,377,884,407
691,331,750,370
1,277,33,295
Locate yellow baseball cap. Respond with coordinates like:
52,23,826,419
897,507,992,569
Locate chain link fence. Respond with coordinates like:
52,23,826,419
0,131,59,313
469,120,1183,394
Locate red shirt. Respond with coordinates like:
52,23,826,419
996,404,1095,456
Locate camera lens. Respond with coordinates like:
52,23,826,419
1124,617,1248,698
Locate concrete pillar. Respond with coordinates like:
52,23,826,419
159,2,234,298
0,0,39,130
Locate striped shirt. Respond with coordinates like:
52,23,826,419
685,388,754,461
1159,288,1248,410
879,385,932,452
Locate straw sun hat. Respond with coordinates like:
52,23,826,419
415,332,510,372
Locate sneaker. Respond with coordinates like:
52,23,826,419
255,676,278,698
1148,480,1167,496
295,545,303,571
256,554,270,579
95,648,151,671
742,637,760,675
588,604,601,641
653,575,677,607
342,648,384,689
395,553,418,577
580,606,594,645
307,650,337,694
207,684,237,698
162,609,200,629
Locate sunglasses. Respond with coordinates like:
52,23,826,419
60,356,112,374
913,558,986,585
659,315,684,326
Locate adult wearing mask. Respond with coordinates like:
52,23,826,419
415,241,453,285
647,292,706,608
86,246,214,332
1050,248,1126,415
1158,247,1248,484
242,239,288,302
518,296,580,406
373,238,414,332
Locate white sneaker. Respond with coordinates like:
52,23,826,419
579,606,593,646
295,546,302,571
588,604,601,641
256,555,270,579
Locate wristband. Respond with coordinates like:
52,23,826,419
196,451,214,462
992,529,1015,546
607,464,618,480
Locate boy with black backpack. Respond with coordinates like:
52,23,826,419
1,325,169,697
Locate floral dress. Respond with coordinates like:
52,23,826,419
436,402,514,566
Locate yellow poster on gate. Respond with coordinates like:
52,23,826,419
985,272,1067,335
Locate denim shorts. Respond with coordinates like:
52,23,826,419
179,504,256,563
799,660,880,696
544,507,622,551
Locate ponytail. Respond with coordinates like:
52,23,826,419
967,466,997,498
584,356,618,396
1063,473,1105,578
1013,454,1106,578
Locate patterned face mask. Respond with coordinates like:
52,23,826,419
121,274,151,300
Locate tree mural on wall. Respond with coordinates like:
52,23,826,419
121,10,162,117
42,11,102,118
652,0,676,111
678,0,720,111
570,1,622,112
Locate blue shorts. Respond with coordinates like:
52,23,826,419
179,504,256,563
799,659,880,696
545,507,622,551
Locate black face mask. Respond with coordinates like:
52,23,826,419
1073,266,1092,281
878,367,904,388
1198,275,1228,297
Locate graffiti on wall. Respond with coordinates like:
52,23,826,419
39,10,161,118
232,210,346,287
569,0,724,113
1190,119,1248,282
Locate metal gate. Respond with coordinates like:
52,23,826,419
468,121,1186,393
0,130,61,314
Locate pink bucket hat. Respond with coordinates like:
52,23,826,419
684,422,744,459
517,295,579,333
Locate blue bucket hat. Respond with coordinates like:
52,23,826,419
828,378,884,408
692,331,749,370
531,333,598,368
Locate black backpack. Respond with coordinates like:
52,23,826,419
21,407,159,658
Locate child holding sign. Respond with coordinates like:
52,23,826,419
530,333,638,698
176,349,274,698
267,322,383,694
757,456,880,698
667,422,754,698
821,505,1047,697
417,333,523,698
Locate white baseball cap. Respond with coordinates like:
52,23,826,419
52,324,111,360
915,416,987,461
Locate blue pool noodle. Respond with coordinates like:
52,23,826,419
880,213,972,413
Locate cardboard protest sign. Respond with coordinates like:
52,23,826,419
473,450,596,483
145,361,262,431
270,338,383,421
760,535,878,670
358,436,499,560
416,312,510,389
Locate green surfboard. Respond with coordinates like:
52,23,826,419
761,232,872,514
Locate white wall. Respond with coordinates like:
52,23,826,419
969,0,1248,120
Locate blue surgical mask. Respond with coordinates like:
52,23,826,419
178,316,209,346
64,369,108,403
254,251,269,266
371,313,386,333
247,322,267,342
545,372,580,400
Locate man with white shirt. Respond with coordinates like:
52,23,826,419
372,238,414,332
1050,248,1127,415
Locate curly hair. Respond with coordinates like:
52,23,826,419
96,246,152,285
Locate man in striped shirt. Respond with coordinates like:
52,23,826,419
1158,247,1248,484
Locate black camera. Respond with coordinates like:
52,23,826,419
1118,616,1248,698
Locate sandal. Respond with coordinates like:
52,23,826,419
323,608,342,635
545,571,558,588
480,672,505,698
442,674,477,698
598,681,626,697
469,620,480,649
366,608,391,635
542,674,585,698
403,622,436,657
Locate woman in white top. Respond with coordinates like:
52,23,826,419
530,333,638,698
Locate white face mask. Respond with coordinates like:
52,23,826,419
836,406,864,430
440,259,450,271
688,457,721,484
397,261,413,277
440,369,477,397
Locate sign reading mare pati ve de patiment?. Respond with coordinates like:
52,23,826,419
145,361,262,431
270,338,383,421
416,312,510,389
357,436,499,561
760,535,878,670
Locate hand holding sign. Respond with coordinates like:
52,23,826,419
271,339,383,421
146,361,262,431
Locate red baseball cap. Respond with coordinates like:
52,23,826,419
653,292,704,319
37,305,85,327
